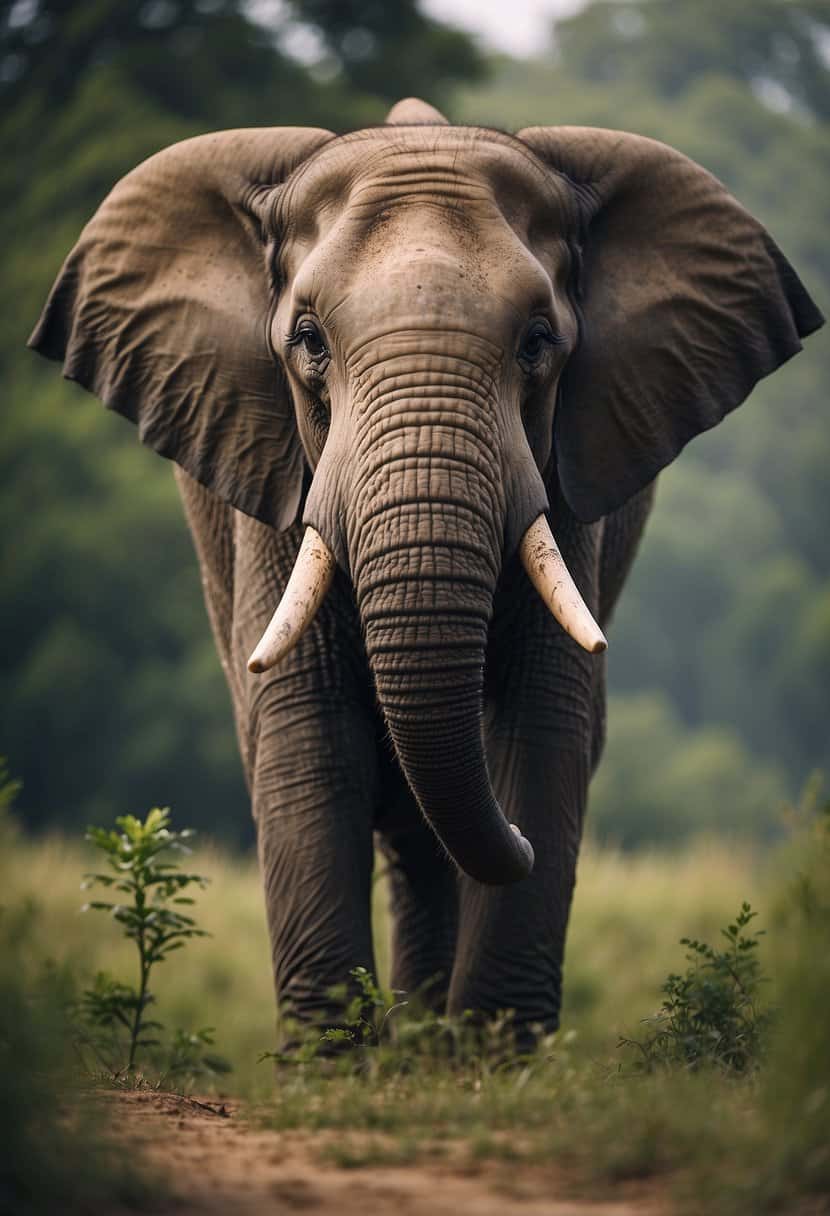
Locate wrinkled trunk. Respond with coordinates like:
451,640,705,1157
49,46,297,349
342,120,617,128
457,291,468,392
371,629,534,884
347,390,534,885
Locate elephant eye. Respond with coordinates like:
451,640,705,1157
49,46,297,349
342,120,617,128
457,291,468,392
289,319,329,361
518,320,561,369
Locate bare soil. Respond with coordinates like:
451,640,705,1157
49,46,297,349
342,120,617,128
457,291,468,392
98,1090,670,1216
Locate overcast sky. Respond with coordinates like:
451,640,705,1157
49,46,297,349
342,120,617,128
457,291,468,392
257,1,589,64
421,0,587,57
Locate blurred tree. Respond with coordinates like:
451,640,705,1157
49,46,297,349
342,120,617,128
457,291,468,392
554,0,830,120
1,0,295,113
1,0,484,133
590,694,789,849
283,0,485,105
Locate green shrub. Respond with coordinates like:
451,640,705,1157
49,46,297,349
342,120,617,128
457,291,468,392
78,807,230,1085
622,902,769,1073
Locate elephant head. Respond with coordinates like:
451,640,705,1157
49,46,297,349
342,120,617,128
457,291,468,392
30,99,822,885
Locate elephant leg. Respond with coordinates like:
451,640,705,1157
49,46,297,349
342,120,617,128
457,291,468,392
448,733,590,1045
375,760,459,1012
447,513,601,1046
232,517,380,1041
174,467,252,778
252,694,379,1040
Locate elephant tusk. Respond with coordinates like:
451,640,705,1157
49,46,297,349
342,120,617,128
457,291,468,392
519,516,608,655
247,527,335,674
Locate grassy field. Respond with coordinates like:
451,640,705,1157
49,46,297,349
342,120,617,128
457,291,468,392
4,824,764,1091
3,797,829,1214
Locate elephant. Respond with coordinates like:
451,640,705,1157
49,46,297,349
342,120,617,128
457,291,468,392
30,97,822,1048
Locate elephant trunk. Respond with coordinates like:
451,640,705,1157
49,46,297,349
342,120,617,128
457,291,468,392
372,646,535,885
348,409,534,885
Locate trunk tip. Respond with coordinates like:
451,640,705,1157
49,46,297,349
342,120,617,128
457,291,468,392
513,828,535,877
515,826,534,875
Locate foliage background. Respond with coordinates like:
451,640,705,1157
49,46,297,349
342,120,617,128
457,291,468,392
1,0,827,847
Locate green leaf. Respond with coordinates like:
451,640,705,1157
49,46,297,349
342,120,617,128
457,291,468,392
79,806,213,1075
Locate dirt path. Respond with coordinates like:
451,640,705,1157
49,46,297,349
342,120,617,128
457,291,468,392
100,1091,669,1216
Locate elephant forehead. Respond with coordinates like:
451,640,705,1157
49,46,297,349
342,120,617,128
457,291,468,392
284,203,567,350
278,126,575,246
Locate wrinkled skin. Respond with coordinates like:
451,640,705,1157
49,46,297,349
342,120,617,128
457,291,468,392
214,127,636,1029
31,101,822,1045
177,468,653,1035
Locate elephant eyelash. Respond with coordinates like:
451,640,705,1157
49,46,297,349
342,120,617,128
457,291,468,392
286,321,330,364
518,321,566,370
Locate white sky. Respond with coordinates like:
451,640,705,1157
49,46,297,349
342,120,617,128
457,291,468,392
421,0,587,57
249,1,588,63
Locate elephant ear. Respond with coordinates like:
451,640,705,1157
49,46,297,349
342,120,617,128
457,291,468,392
29,126,333,530
518,126,824,522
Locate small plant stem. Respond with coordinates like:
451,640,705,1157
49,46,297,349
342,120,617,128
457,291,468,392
81,808,213,1078
127,893,149,1071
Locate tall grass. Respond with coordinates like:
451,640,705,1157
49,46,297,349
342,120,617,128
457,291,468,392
0,810,157,1214
2,826,761,1093
3,797,827,1214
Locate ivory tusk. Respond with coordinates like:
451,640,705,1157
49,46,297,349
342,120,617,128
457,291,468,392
247,527,335,674
519,516,608,655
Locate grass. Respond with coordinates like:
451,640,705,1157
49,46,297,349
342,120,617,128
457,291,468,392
0,851,161,1213
252,809,829,1215
1,831,276,1094
3,796,828,1215
561,835,765,1053
0,827,762,1092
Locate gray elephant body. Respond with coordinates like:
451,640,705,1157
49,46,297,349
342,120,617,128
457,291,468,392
31,100,822,1044
176,465,652,1032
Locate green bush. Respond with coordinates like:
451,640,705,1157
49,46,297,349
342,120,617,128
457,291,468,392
621,902,768,1073
78,807,230,1085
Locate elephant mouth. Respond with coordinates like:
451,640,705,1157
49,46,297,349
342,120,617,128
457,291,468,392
247,514,605,674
